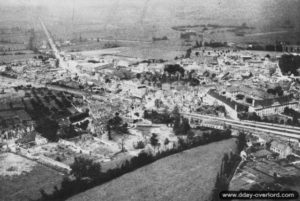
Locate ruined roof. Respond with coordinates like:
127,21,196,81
270,141,291,151
253,94,296,108
207,89,248,112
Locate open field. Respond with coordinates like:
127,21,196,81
61,41,120,53
0,53,38,63
3,0,299,54
69,47,128,57
34,0,300,43
0,0,299,66
69,42,186,60
0,153,64,201
0,153,36,176
116,44,186,60
68,138,237,201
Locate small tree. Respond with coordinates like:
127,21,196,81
177,137,187,149
172,106,181,134
269,67,276,77
136,73,141,79
237,132,247,152
187,130,195,143
181,118,191,134
150,133,159,150
120,137,126,152
154,99,162,108
108,112,128,134
134,141,146,149
273,117,279,124
284,107,290,115
107,124,112,140
293,115,299,125
185,48,192,58
164,138,170,147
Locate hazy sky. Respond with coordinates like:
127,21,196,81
1,0,299,41
1,0,299,28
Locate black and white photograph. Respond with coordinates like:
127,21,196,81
0,0,300,200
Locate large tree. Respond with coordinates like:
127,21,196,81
172,106,191,135
70,157,102,180
279,54,300,76
150,133,159,149
164,64,185,76
108,112,128,134
35,118,59,142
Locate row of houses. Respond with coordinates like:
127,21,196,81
205,89,299,119
248,95,299,117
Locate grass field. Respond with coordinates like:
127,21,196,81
0,53,38,63
69,42,186,61
0,153,65,201
68,138,237,201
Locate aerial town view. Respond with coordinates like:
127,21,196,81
0,0,300,201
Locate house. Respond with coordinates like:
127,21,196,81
122,80,148,98
161,83,171,91
0,103,11,111
0,110,35,129
270,141,293,159
204,55,218,66
76,61,114,73
35,134,48,145
58,117,71,128
256,136,267,147
14,110,34,125
250,134,270,147
15,132,36,146
148,63,164,73
131,63,147,73
240,150,247,160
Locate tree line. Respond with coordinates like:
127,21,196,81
39,127,233,201
211,132,246,201
136,66,201,88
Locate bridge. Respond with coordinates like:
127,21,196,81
182,112,300,140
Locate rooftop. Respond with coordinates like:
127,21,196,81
270,141,291,151
208,89,248,112
253,95,296,108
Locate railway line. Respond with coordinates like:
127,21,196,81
182,112,300,139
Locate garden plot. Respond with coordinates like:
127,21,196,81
0,153,36,176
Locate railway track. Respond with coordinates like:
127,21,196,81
183,113,300,139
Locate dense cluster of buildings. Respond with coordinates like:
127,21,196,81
1,31,300,196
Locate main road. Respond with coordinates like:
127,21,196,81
39,18,79,73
